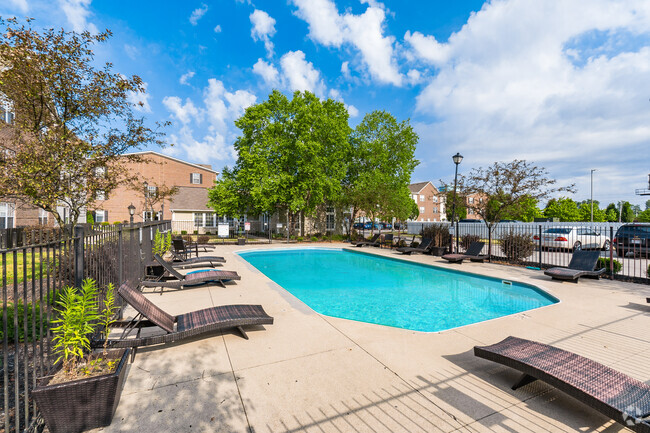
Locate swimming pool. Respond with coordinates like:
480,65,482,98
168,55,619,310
238,248,558,332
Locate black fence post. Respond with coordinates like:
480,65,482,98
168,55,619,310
609,226,614,278
455,220,460,253
118,224,124,284
488,230,492,263
74,225,84,288
538,225,542,269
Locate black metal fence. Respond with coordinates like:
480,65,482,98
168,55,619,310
408,221,649,283
1,221,169,433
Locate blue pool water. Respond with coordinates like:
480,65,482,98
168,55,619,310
238,248,558,332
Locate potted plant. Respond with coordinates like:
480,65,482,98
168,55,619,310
421,223,451,256
32,279,130,433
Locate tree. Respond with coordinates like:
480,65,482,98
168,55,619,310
444,189,467,221
457,159,573,255
0,19,165,231
605,203,618,222
577,201,606,222
646,199,650,211
208,90,351,236
621,201,635,222
340,110,418,234
543,197,580,221
500,195,542,222
638,209,650,222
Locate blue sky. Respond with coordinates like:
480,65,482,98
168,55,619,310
2,0,650,207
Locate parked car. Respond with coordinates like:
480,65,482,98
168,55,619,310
458,219,483,223
533,227,610,251
353,222,364,229
613,223,650,258
380,222,392,230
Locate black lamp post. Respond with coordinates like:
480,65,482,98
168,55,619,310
128,203,135,226
451,152,463,253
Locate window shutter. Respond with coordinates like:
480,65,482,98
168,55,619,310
200,173,203,184
190,173,193,183
104,211,108,222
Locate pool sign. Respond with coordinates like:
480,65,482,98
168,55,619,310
218,223,229,238
244,222,251,231
276,223,283,229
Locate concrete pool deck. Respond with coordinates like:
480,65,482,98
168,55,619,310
97,243,650,432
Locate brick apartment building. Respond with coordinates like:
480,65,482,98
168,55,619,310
409,181,446,222
94,151,218,226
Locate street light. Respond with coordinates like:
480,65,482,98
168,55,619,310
451,152,463,253
128,203,136,226
143,181,148,221
590,169,596,223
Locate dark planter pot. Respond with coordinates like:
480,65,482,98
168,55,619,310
430,246,448,256
237,238,246,245
33,348,130,433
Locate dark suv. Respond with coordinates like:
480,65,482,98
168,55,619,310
613,223,650,258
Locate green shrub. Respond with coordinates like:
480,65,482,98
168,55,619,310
331,234,344,241
153,230,172,256
181,230,187,235
86,213,94,225
0,294,55,342
596,257,622,275
113,221,121,225
310,236,318,242
296,236,303,242
197,235,210,244
461,234,481,250
421,223,450,247
500,231,535,262
193,230,198,235
101,222,110,226
411,241,420,248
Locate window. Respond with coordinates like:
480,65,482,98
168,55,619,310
468,197,474,204
146,185,158,198
205,213,214,227
468,209,474,215
326,206,335,231
96,190,106,201
412,194,417,201
194,212,203,227
479,198,484,203
433,207,438,213
0,106,14,124
94,210,107,223
38,208,48,225
432,196,438,203
419,206,425,213
419,194,425,202
0,202,15,229
191,173,202,184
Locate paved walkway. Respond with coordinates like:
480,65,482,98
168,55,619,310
96,243,650,432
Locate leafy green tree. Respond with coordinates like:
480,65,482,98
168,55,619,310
621,201,635,222
544,197,580,221
457,160,573,255
646,199,650,211
208,90,351,236
637,209,650,222
444,189,467,221
605,203,618,222
500,195,542,222
0,19,166,232
577,201,606,222
339,110,418,234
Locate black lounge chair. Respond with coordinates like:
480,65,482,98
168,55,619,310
474,336,650,432
97,282,273,351
141,254,240,290
380,233,395,248
172,238,215,259
544,250,605,282
352,233,380,247
169,251,226,268
396,238,433,255
441,241,487,263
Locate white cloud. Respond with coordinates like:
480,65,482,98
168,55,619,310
162,96,200,125
410,0,650,203
8,0,28,13
347,104,359,117
279,50,325,95
214,24,222,33
291,0,402,86
58,0,97,33
250,9,276,58
189,4,208,26
179,71,195,85
124,44,139,61
203,78,256,132
164,127,236,163
406,69,422,85
127,82,152,113
252,58,280,87
341,61,350,78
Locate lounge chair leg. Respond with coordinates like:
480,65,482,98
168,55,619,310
130,347,138,362
512,373,537,390
236,326,249,340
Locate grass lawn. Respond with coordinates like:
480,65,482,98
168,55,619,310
1,252,50,286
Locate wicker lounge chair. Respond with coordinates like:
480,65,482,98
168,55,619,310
396,238,433,255
352,233,380,247
544,250,605,282
169,251,226,268
441,241,487,263
97,283,273,351
474,336,650,432
140,254,240,290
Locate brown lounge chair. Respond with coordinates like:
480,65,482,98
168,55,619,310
141,254,240,290
172,238,215,259
396,238,433,255
544,250,605,282
441,241,487,263
96,282,273,351
169,251,226,269
380,233,395,248
352,233,380,247
474,336,650,432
